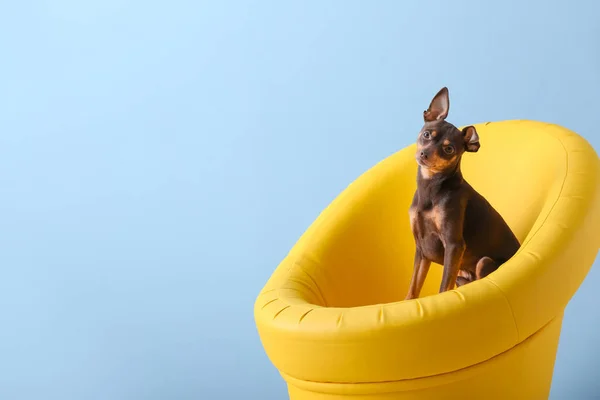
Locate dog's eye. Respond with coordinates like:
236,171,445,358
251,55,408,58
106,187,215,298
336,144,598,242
422,131,431,139
443,145,455,155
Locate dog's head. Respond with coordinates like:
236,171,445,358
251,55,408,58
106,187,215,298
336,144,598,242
415,87,480,175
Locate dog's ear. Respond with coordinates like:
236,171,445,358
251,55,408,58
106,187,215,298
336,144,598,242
423,87,449,122
462,126,480,152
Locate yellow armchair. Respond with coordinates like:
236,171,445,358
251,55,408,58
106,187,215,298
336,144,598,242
254,120,600,400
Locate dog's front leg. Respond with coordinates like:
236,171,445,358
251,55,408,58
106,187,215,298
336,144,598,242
405,249,431,300
439,214,466,293
439,241,465,292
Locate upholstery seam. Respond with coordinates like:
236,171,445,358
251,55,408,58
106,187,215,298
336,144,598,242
486,279,520,341
280,314,561,390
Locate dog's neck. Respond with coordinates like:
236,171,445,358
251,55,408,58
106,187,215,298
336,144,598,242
416,162,464,202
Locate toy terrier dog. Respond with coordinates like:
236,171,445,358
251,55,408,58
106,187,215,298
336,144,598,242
405,87,520,300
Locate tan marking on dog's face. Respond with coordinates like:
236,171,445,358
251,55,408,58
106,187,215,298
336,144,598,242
443,139,450,146
418,151,457,175
431,130,437,138
432,154,456,170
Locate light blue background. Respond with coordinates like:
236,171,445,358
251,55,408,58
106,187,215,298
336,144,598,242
0,1,598,399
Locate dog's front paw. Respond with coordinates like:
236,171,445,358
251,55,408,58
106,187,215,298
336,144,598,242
404,293,417,301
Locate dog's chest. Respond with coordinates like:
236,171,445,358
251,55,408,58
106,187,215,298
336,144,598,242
409,205,445,262
409,205,443,235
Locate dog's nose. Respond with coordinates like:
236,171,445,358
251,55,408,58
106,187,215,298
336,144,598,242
420,151,428,159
